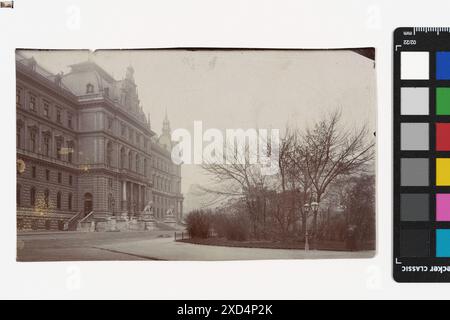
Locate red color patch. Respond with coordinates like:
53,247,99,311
436,123,450,151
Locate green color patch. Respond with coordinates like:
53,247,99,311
437,88,450,115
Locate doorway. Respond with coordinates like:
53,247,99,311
84,193,93,216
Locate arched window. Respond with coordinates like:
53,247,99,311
86,83,94,94
44,189,50,208
30,187,36,206
17,184,21,206
68,193,72,210
120,147,125,169
106,141,113,167
56,192,62,209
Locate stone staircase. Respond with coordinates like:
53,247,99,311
76,211,98,232
65,210,84,231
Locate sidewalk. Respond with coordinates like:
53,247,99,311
95,237,376,261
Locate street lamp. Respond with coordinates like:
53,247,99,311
303,203,310,251
310,201,319,250
303,201,320,251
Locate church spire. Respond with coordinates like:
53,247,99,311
162,108,171,134
159,109,172,151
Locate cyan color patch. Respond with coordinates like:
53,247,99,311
436,52,450,80
436,229,450,258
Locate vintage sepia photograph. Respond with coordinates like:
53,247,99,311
16,48,376,261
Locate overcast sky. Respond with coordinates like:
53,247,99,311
19,49,377,209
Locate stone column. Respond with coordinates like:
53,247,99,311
121,180,127,214
141,185,146,213
136,184,140,216
130,182,134,216
180,201,183,220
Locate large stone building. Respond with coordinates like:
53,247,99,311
16,52,183,231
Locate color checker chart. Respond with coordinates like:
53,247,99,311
394,27,450,282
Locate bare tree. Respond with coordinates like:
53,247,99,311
200,141,268,238
197,109,374,243
301,110,375,245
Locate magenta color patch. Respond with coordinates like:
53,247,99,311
436,194,450,221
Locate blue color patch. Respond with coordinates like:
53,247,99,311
436,229,450,257
436,52,450,80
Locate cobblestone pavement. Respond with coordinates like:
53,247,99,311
17,231,375,261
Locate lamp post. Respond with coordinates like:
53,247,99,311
303,203,310,251
303,200,320,251
311,201,319,250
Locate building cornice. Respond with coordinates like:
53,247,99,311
78,98,155,136
16,63,79,106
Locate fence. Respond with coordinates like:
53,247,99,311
174,231,191,241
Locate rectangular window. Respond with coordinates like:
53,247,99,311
56,108,61,123
67,141,73,163
56,140,62,160
16,127,21,149
30,131,36,152
43,101,50,117
46,169,50,181
32,166,36,178
108,117,113,130
69,175,73,186
58,172,62,183
44,137,49,156
16,88,22,107
68,113,73,128
29,95,36,111
121,124,126,136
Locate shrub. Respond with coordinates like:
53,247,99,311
212,212,250,241
185,210,212,239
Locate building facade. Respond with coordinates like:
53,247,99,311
16,53,183,231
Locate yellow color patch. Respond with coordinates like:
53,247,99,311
436,158,450,186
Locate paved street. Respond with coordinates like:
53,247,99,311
17,231,375,261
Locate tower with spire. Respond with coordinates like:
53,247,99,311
158,109,172,151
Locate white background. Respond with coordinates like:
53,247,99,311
1,0,449,299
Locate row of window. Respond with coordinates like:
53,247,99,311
17,125,75,162
113,118,148,152
17,185,73,211
17,88,75,129
153,156,175,174
109,144,150,176
153,175,174,192
28,165,74,185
